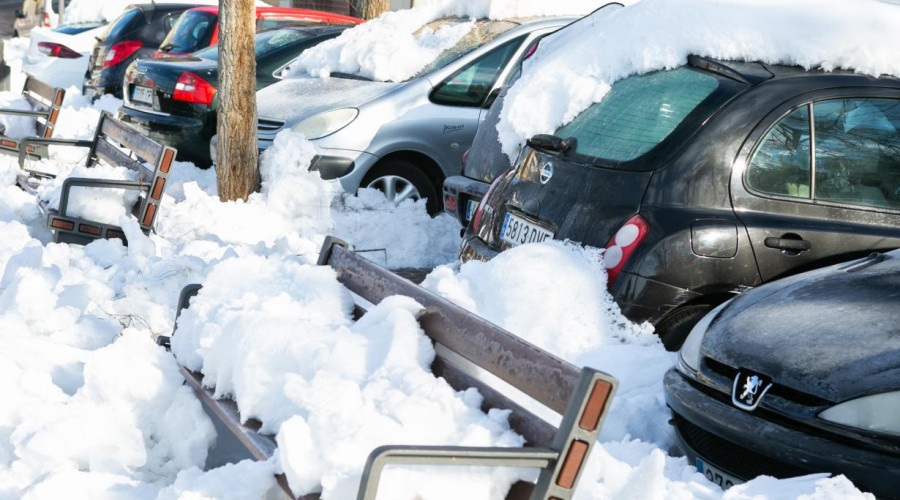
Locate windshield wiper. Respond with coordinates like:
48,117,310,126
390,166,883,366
328,72,373,82
526,134,574,155
159,43,175,52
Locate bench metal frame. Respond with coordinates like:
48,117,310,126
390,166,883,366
166,237,618,500
0,76,65,174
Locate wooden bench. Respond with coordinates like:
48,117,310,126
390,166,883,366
163,237,618,500
19,111,177,245
0,75,65,169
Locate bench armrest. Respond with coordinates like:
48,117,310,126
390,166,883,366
58,177,151,217
19,137,94,169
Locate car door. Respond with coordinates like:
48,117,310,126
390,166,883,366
731,87,900,282
427,36,526,172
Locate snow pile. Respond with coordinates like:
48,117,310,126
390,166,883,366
172,257,526,498
498,0,900,158
0,95,36,140
62,0,218,24
289,0,608,82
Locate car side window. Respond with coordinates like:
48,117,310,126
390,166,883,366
814,98,900,209
747,106,812,198
430,37,523,107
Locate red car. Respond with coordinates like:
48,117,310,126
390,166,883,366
154,6,361,57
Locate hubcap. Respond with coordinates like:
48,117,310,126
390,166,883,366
365,175,421,204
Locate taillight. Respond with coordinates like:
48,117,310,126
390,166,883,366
471,171,508,232
173,72,217,105
43,12,50,27
444,193,457,212
37,42,81,59
603,215,649,287
461,148,470,167
103,41,143,69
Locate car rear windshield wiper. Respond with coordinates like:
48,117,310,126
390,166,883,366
329,72,373,82
159,43,175,52
526,134,575,155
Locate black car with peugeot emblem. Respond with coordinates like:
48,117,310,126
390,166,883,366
665,250,900,497
460,55,900,349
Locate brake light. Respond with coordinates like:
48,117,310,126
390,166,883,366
43,12,50,27
103,41,143,69
461,148,470,167
444,193,457,212
173,72,217,105
471,171,507,232
603,215,649,287
37,42,81,59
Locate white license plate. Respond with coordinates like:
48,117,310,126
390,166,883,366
696,458,742,490
500,212,553,247
132,85,154,105
465,199,479,221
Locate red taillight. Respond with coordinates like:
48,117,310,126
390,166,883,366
43,12,50,27
471,171,508,232
37,42,81,59
461,148,470,167
444,193,457,212
603,215,649,287
103,41,143,69
173,71,217,105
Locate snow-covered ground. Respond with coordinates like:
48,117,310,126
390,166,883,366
0,0,892,498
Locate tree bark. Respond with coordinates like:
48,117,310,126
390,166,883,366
216,0,259,201
362,0,390,20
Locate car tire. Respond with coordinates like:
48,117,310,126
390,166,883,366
361,160,440,215
656,303,714,351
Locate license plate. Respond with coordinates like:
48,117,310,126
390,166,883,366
465,199,479,222
696,457,741,490
132,85,154,105
500,212,553,247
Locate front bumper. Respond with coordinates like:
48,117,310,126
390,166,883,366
119,105,212,164
442,175,489,228
664,368,900,498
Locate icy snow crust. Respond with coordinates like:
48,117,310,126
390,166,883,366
498,0,900,159
0,3,881,499
288,0,613,82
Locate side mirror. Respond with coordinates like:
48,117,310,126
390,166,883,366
483,87,501,109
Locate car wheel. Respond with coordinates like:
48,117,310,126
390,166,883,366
361,160,440,215
656,303,714,351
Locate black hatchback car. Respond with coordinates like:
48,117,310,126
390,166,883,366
119,26,346,166
83,3,198,99
460,56,900,349
665,250,900,497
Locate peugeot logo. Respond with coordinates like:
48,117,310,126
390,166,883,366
540,163,554,184
731,369,773,411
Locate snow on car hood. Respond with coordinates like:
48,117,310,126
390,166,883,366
256,77,401,124
701,251,900,403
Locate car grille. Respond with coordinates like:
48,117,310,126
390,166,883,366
704,357,832,407
258,118,284,133
673,413,812,480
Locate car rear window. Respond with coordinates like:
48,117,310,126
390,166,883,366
414,19,518,78
161,10,217,55
102,8,144,43
197,29,313,61
555,68,721,165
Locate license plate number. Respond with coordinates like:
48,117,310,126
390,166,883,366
132,86,153,105
465,199,479,222
696,458,741,490
500,212,553,247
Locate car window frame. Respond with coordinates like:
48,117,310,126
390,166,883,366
428,35,527,108
742,87,900,216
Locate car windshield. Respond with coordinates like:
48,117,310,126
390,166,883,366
554,67,721,166
413,19,518,79
102,8,143,43
197,29,313,61
160,10,217,55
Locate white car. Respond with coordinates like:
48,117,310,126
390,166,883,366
22,23,106,90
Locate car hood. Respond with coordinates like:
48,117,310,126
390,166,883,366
256,77,401,124
701,251,900,403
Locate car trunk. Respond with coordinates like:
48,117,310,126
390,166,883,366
476,146,653,251
125,58,217,115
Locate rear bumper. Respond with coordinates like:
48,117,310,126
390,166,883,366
443,175,489,227
119,105,212,165
84,67,126,99
664,368,900,498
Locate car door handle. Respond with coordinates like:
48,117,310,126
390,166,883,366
764,236,811,252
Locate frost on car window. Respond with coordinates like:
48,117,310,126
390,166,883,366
414,19,518,78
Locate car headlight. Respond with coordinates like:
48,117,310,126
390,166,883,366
291,108,358,140
679,300,732,372
819,392,900,436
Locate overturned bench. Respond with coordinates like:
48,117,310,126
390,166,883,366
0,76,65,169
18,111,176,245
164,238,618,500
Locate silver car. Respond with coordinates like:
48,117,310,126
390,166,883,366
231,17,573,214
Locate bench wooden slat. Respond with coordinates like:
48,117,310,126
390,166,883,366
95,139,155,179
328,245,581,416
100,115,163,163
24,76,54,98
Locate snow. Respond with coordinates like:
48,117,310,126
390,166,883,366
288,0,611,82
498,0,900,159
0,1,887,499
62,0,218,24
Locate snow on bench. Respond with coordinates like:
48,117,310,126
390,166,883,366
0,75,65,169
162,237,618,500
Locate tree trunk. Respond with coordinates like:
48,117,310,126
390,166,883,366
362,0,390,20
216,0,259,201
